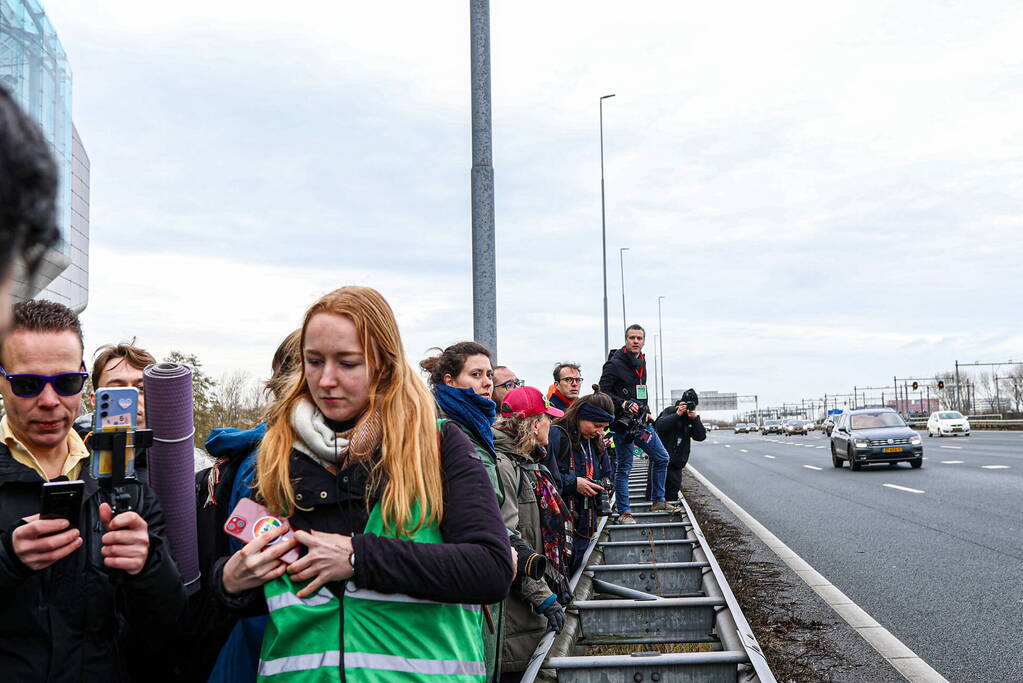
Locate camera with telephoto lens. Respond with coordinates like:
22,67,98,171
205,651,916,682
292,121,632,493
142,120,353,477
509,533,546,585
613,399,650,442
583,477,613,516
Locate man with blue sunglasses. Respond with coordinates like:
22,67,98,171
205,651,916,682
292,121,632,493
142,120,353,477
0,299,185,681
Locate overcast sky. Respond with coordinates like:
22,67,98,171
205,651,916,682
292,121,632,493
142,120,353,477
45,1,1023,417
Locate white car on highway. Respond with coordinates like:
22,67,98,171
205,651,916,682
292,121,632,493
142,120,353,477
927,411,970,437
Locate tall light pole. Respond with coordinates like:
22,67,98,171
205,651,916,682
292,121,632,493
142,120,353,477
599,93,615,358
470,0,497,358
653,333,660,414
618,247,630,336
658,295,666,412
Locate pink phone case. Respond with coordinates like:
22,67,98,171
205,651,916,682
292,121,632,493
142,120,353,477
224,498,300,563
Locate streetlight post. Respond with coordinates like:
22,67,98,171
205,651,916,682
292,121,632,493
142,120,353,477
470,0,497,357
657,295,666,413
599,93,615,358
619,247,630,336
653,333,660,413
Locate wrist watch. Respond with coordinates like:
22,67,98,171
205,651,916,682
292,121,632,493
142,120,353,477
349,551,356,569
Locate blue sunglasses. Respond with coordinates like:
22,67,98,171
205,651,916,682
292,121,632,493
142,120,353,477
0,364,88,398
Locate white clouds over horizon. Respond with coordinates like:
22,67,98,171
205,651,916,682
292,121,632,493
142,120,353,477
43,0,1023,412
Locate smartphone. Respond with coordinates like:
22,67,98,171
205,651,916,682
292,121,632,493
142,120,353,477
224,498,300,563
91,387,138,479
40,480,85,529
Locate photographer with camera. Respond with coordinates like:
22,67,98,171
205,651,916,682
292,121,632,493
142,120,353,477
599,324,672,523
654,389,707,505
550,387,615,572
493,386,571,678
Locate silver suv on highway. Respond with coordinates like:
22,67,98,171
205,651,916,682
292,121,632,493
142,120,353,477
830,409,923,470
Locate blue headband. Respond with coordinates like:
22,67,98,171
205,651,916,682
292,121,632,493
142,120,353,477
578,402,615,423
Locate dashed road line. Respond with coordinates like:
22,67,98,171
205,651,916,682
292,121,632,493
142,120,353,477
740,449,749,453
724,444,731,448
940,460,964,464
883,483,925,494
803,464,823,471
816,446,826,449
764,455,776,459
982,465,1010,470
939,445,962,450
688,466,947,682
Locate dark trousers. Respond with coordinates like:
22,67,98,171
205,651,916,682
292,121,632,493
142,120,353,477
646,447,689,502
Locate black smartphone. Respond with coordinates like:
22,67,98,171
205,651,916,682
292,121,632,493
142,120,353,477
40,480,85,529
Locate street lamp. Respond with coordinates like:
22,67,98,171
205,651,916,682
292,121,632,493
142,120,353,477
599,93,616,358
658,295,666,412
619,247,630,335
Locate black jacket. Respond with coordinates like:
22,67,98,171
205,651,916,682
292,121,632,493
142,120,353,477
0,445,186,683
215,420,512,612
599,347,650,418
654,406,708,467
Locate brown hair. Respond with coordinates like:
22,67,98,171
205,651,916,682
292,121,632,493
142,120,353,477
419,341,492,387
91,342,156,387
553,361,581,382
553,384,616,453
0,300,83,363
264,329,302,401
257,287,443,535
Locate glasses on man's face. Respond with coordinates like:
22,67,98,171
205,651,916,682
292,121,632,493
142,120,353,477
0,364,89,398
496,378,525,391
560,377,584,385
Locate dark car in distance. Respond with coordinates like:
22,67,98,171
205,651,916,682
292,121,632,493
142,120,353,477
830,409,923,470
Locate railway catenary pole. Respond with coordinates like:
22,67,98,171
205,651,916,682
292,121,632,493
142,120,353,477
470,0,497,358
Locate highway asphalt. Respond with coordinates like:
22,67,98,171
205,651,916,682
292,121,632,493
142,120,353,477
688,429,1023,682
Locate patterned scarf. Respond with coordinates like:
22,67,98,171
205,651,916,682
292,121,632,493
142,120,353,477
290,398,382,471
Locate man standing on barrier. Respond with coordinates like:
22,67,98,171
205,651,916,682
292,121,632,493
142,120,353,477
548,361,583,412
599,324,672,523
0,300,185,681
654,389,707,505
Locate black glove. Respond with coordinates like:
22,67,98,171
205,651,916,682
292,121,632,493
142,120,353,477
541,602,565,633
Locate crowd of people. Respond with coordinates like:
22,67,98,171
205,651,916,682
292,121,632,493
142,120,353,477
0,86,706,682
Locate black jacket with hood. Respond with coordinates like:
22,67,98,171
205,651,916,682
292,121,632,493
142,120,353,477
0,444,186,682
599,347,649,419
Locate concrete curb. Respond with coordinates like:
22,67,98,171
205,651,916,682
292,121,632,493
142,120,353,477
688,465,949,683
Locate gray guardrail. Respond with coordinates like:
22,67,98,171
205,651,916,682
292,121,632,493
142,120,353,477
518,458,775,683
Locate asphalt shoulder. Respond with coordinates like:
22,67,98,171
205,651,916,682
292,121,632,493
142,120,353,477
681,469,902,682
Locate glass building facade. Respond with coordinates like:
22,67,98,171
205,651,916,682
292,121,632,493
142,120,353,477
2,0,89,312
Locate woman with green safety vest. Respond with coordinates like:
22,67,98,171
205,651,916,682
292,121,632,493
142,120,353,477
213,286,514,683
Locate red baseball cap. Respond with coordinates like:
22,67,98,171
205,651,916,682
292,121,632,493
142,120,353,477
500,386,565,419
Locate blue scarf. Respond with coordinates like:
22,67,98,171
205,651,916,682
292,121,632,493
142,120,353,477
435,384,496,455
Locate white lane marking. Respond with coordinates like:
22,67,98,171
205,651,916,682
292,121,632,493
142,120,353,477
803,464,823,471
940,460,964,464
724,444,731,448
939,445,962,449
982,465,1010,470
883,483,925,494
688,466,947,682
740,449,749,453
712,441,719,445
764,455,776,459
816,446,826,449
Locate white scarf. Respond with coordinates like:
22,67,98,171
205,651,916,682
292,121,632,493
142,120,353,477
290,398,349,468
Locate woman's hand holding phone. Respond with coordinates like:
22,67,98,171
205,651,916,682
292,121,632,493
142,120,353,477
222,521,297,595
287,530,354,598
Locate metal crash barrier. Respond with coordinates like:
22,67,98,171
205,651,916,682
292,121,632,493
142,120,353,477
519,457,775,683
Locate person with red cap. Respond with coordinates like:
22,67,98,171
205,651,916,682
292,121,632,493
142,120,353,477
492,386,572,680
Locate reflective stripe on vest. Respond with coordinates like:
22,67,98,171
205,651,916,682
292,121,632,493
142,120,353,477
258,496,485,683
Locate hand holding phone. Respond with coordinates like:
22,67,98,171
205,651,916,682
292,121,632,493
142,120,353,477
40,480,85,528
224,498,300,563
12,514,83,571
222,499,299,595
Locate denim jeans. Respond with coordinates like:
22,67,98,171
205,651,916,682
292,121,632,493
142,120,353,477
613,425,669,512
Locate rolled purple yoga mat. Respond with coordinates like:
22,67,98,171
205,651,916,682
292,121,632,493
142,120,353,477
143,362,200,595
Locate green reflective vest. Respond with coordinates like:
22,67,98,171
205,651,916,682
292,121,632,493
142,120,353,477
257,499,486,682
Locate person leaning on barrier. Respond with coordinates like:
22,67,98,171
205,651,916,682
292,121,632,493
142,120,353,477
0,300,185,682
599,324,672,522
0,86,61,340
214,287,512,682
548,361,583,412
492,386,571,679
549,387,615,571
654,389,707,505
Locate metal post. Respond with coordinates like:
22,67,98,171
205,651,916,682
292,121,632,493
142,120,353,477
658,295,666,412
599,94,615,358
994,374,1000,415
470,0,497,358
893,376,898,412
955,360,961,412
652,334,659,414
619,247,629,336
